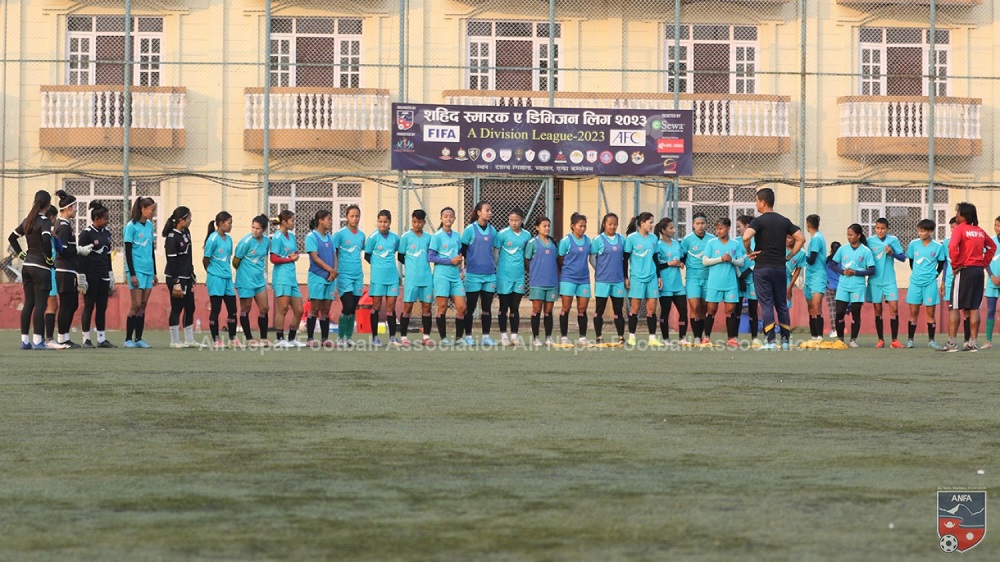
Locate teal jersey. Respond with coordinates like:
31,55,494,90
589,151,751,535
204,232,234,279
989,236,1000,279
400,230,433,286
270,230,299,286
494,227,531,283
234,233,269,288
704,238,745,292
805,232,827,285
741,237,756,277
332,227,366,280
123,219,156,275
867,234,904,286
906,239,945,286
943,237,954,284
624,232,659,282
832,243,875,294
655,239,685,290
786,248,806,285
680,232,716,279
365,230,401,285
430,229,462,281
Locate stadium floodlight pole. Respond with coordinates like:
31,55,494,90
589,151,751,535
798,0,806,225
928,0,937,218
263,0,273,210
672,0,681,221
397,0,406,234
548,0,555,108
123,0,133,223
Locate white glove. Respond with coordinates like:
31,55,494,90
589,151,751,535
77,244,93,257
108,277,116,296
77,273,89,294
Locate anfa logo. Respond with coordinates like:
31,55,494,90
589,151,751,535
396,110,414,131
938,491,986,552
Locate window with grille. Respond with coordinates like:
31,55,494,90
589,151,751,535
62,178,162,251
268,182,363,248
858,28,949,96
857,187,950,244
665,25,757,94
467,21,560,92
462,179,549,233
674,185,757,238
269,17,363,88
66,16,163,86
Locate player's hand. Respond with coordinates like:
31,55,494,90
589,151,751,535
748,251,761,260
16,250,26,260
450,256,463,265
152,276,158,286
130,275,138,288
668,259,682,267
787,287,793,301
77,273,88,295
77,244,93,257
992,275,1000,286
658,278,663,290
625,279,631,290
721,254,732,262
844,268,854,276
289,252,300,261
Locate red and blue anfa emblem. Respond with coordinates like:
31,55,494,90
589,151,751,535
938,491,986,552
396,110,414,131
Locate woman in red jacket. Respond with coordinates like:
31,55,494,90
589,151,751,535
943,202,997,352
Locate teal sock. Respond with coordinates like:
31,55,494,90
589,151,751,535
346,314,356,339
338,315,348,339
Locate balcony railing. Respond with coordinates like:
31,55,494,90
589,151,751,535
443,90,790,154
40,85,186,149
244,87,390,151
837,96,981,157
837,0,979,5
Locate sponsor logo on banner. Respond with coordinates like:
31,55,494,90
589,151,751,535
482,148,496,162
658,138,685,153
662,158,677,173
938,491,986,553
599,151,614,164
396,110,414,130
394,138,414,151
525,150,536,162
570,150,584,164
586,150,598,163
610,129,646,147
439,147,452,160
631,151,645,164
539,150,551,163
468,148,480,161
499,149,512,162
554,150,567,163
455,148,468,161
423,125,460,142
516,148,524,161
615,150,629,164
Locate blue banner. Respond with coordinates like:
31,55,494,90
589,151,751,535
391,103,693,177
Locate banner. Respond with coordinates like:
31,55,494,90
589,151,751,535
391,103,693,177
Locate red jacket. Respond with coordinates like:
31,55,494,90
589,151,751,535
949,222,997,268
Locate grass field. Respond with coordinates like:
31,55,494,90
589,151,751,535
2,330,997,561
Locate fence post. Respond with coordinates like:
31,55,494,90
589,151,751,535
123,0,132,224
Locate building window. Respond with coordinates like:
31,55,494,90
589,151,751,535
268,182,363,245
467,21,560,91
858,187,950,243
859,28,949,96
66,16,163,86
62,179,162,251
665,25,757,94
269,17,362,88
674,185,757,238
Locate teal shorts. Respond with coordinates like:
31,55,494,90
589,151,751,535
206,274,236,297
49,269,57,297
906,283,940,306
434,276,466,298
465,273,497,293
805,281,827,300
236,284,266,298
866,283,898,303
273,283,301,298
595,281,626,299
497,277,526,295
337,276,363,297
370,282,400,297
628,278,659,300
529,286,558,302
986,278,1000,298
404,283,432,303
706,288,740,304
559,281,591,298
127,271,154,290
743,280,757,301
685,276,708,300
307,273,336,301
835,286,866,304
659,283,685,298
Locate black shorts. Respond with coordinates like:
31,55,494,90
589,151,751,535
166,276,193,296
953,266,985,311
23,264,52,294
56,270,77,294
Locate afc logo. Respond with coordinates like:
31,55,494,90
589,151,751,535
609,129,645,147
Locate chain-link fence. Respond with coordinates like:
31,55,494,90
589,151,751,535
2,0,997,283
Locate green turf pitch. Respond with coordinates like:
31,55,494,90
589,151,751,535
2,331,997,561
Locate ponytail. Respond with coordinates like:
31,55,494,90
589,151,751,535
309,209,332,231
162,206,191,237
205,211,232,246
22,190,52,234
55,189,77,211
252,214,269,230
271,209,294,229
129,196,155,223
654,217,673,239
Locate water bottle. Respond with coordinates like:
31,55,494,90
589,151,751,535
195,319,202,334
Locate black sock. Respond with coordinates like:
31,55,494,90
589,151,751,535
908,322,918,341
136,315,145,341
258,314,269,340
481,313,491,336
371,310,380,339
836,318,845,340
45,313,56,340
660,318,669,341
422,315,432,336
228,317,237,340
578,315,587,338
544,313,553,337
387,313,397,337
692,318,704,339
928,323,936,341
851,307,862,341
811,316,820,338
531,314,541,338
288,328,297,342
874,315,884,341
320,319,330,341
727,315,738,339
614,315,625,337
455,316,465,339
890,316,899,340
210,317,220,341
307,316,317,340
126,315,136,341
240,313,254,340
817,315,824,337
646,314,657,337
628,314,638,334
678,320,687,340
400,315,410,337
276,330,284,341
704,314,715,338
437,315,447,339
964,318,971,342
559,313,569,338
594,315,604,338
509,314,519,335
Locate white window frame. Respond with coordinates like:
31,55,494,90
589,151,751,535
858,27,950,96
62,178,162,252
466,20,561,92
269,17,363,88
268,182,364,243
66,16,163,86
675,186,757,238
665,24,758,94
857,187,950,242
